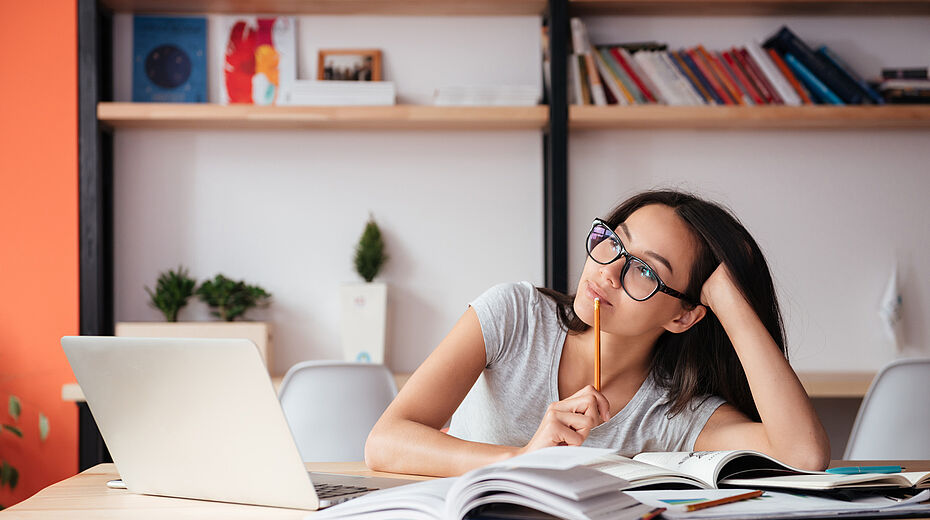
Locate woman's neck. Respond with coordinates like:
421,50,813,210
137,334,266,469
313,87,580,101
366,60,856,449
566,326,660,387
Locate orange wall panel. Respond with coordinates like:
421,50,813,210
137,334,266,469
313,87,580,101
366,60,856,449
0,0,79,507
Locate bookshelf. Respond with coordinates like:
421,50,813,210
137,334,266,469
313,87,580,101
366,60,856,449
99,0,548,16
571,105,930,129
97,102,549,130
570,0,930,16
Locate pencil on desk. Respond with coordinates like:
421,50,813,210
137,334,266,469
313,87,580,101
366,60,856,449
685,490,763,512
640,507,665,520
594,297,600,392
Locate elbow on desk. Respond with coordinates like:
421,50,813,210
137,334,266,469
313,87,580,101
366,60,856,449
364,426,392,472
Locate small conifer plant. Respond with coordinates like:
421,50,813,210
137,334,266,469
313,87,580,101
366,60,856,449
354,215,388,282
145,266,197,322
196,274,271,321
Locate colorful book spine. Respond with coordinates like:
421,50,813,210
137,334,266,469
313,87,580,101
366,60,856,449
784,52,844,105
611,47,660,103
670,50,714,104
577,54,592,104
722,50,764,104
699,45,746,105
634,51,681,104
767,48,814,105
598,47,645,103
680,50,724,105
593,50,632,105
687,48,734,105
763,26,864,104
659,51,705,105
746,41,801,106
817,46,884,105
737,47,782,104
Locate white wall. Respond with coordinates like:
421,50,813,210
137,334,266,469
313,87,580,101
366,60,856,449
570,16,930,371
111,14,544,375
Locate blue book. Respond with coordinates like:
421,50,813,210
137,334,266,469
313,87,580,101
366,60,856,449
764,26,863,104
817,45,884,105
784,53,843,105
133,16,207,103
668,51,711,104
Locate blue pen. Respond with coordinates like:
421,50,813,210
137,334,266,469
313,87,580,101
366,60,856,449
825,465,903,475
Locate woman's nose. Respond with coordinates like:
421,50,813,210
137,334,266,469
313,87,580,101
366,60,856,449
598,259,623,289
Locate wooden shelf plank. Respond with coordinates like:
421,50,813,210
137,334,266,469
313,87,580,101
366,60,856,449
571,0,930,16
797,371,875,398
100,0,547,16
570,105,930,130
97,102,548,130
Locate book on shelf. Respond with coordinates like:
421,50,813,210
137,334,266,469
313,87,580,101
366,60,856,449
278,80,395,106
882,67,928,80
784,53,844,105
315,447,653,520
220,16,297,106
879,79,930,104
568,18,901,107
132,16,207,103
818,46,884,105
763,25,864,104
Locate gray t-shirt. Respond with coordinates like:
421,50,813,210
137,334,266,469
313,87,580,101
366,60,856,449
447,281,725,456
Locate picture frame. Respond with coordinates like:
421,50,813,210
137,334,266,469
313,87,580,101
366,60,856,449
317,49,382,81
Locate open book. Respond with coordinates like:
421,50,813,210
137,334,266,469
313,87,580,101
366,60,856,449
313,447,653,520
587,450,930,491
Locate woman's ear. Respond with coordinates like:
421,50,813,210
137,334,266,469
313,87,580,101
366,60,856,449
664,304,707,334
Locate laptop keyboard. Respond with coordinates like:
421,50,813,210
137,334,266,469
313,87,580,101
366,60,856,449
313,482,378,500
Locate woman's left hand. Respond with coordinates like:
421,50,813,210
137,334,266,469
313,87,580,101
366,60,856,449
700,263,742,312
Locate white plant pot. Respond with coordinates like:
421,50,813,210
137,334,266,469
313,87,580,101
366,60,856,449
115,321,274,370
340,282,387,363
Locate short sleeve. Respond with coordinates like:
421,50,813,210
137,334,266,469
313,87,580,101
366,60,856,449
468,282,533,368
660,395,727,451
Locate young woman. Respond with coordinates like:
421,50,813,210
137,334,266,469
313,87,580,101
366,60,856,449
365,190,830,477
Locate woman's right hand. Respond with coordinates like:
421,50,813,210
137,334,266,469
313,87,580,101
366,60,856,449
518,385,610,455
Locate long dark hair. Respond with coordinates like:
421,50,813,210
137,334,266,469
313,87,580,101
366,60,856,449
538,190,786,422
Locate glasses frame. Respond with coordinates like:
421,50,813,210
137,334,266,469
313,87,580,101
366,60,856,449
586,218,699,307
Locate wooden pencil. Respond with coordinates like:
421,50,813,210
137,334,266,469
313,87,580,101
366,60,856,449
594,297,600,392
685,490,763,512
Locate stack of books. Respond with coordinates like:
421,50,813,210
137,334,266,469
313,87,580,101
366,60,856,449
570,20,890,107
879,67,930,104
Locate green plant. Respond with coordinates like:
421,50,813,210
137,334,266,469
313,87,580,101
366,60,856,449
1,395,49,509
145,266,197,322
195,274,271,322
354,215,389,283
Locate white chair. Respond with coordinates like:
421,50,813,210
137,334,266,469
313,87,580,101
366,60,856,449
843,358,930,460
278,361,397,462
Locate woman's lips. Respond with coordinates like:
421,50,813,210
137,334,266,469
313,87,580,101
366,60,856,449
585,281,612,306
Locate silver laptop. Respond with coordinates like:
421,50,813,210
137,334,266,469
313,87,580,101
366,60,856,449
61,335,413,510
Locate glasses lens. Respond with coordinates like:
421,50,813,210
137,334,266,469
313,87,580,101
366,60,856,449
587,223,622,264
622,257,660,300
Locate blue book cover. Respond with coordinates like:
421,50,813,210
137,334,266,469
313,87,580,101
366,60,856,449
817,46,884,105
763,26,863,104
784,53,843,105
133,16,207,103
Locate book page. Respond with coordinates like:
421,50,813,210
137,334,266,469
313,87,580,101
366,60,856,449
633,451,739,487
582,453,711,488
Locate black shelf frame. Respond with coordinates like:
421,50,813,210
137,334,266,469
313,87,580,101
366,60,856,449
75,0,570,470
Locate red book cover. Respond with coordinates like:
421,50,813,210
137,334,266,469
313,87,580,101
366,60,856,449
686,47,734,105
610,47,657,103
721,50,764,105
733,47,775,104
698,45,744,105
767,47,814,105
738,47,784,104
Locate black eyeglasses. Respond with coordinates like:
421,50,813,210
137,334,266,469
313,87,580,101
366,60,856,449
586,218,698,307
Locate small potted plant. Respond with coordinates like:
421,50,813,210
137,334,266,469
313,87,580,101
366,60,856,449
341,215,389,364
1,395,49,509
116,267,275,371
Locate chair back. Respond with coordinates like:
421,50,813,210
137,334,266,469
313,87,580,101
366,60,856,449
844,358,930,460
278,361,397,462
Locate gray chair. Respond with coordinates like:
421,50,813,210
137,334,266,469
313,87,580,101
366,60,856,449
843,358,930,460
278,361,397,462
